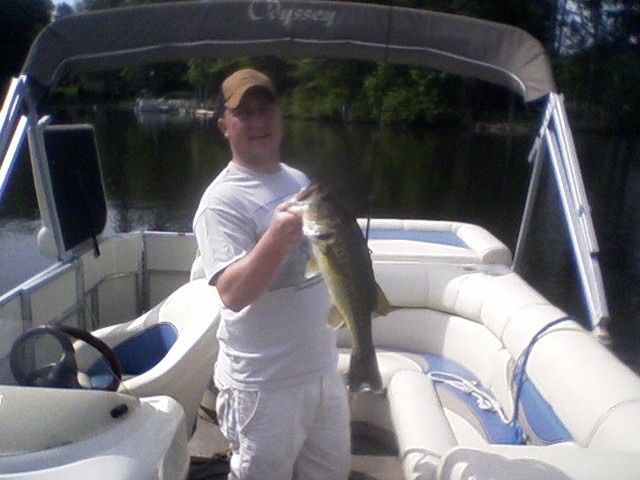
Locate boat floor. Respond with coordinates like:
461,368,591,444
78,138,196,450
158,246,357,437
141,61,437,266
187,386,403,480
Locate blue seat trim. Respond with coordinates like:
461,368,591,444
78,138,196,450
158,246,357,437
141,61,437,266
87,322,178,381
424,354,522,445
88,370,116,389
423,354,572,445
514,366,572,444
365,229,468,248
509,317,574,444
113,323,178,375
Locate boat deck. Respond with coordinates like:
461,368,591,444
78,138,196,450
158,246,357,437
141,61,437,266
187,385,403,480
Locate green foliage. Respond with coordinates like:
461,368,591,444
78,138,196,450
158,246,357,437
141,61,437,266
554,47,640,131
285,58,375,121
363,64,467,126
602,52,640,128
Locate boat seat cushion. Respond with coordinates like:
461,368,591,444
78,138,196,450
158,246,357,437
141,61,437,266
439,444,640,480
372,262,555,341
439,446,574,480
360,219,512,265
363,259,640,456
388,369,457,480
392,352,570,446
424,354,526,445
511,325,640,448
112,322,178,375
87,323,178,380
78,279,220,433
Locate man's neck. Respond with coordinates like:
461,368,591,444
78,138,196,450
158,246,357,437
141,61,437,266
231,157,281,174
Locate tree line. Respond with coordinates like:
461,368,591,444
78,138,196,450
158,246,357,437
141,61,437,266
2,0,640,130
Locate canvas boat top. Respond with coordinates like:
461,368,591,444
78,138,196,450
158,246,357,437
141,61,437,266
22,0,555,103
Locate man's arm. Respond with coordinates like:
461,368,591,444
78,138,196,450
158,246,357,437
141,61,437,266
214,201,305,312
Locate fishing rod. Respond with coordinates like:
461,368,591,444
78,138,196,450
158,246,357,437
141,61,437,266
364,0,395,244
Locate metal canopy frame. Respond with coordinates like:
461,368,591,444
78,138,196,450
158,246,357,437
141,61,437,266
514,93,608,332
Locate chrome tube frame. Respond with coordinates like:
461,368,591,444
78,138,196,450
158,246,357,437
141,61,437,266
514,93,609,333
1,76,69,260
0,77,29,202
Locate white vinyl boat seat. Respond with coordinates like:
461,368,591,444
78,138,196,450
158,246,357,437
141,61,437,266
338,260,640,480
422,352,571,445
76,279,220,433
339,346,571,447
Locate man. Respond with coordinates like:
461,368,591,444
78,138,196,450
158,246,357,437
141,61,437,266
192,68,351,479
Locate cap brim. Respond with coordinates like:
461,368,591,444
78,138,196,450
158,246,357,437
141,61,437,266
225,85,275,109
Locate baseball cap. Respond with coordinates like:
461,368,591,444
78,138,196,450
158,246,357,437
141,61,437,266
221,69,276,109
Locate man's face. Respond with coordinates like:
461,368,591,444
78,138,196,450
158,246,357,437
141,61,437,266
218,89,283,171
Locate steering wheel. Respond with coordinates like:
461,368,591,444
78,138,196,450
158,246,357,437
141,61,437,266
10,324,122,391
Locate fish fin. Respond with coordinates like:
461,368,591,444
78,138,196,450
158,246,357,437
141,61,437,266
373,281,391,316
347,350,384,395
327,304,346,330
305,257,320,278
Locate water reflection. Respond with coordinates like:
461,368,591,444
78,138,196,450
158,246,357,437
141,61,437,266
1,106,640,342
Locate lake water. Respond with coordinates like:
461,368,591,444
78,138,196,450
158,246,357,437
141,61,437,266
1,105,639,361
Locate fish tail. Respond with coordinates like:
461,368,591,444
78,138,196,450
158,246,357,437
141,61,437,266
347,349,384,395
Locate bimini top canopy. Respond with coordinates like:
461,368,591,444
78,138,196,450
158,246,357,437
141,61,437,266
22,0,555,103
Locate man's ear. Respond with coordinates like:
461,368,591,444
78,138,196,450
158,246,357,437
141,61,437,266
218,117,229,137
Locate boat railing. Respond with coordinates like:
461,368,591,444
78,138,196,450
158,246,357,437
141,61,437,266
0,77,29,202
513,92,609,333
0,232,195,351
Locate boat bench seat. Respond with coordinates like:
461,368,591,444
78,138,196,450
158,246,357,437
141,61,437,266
338,261,640,479
359,219,512,265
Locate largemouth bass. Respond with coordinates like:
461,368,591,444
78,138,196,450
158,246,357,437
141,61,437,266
291,183,390,393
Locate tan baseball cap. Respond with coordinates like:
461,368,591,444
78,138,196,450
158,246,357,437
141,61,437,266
221,69,276,108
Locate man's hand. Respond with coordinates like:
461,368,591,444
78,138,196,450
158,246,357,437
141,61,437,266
270,200,306,249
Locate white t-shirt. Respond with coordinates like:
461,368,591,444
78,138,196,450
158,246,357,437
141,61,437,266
193,162,337,390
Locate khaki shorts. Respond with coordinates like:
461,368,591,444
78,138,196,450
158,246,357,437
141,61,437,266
216,370,350,480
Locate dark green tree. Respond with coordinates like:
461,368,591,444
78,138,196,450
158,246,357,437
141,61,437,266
551,0,640,129
0,0,53,92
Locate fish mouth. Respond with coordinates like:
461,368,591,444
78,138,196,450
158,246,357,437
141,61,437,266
302,222,335,242
289,183,336,243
